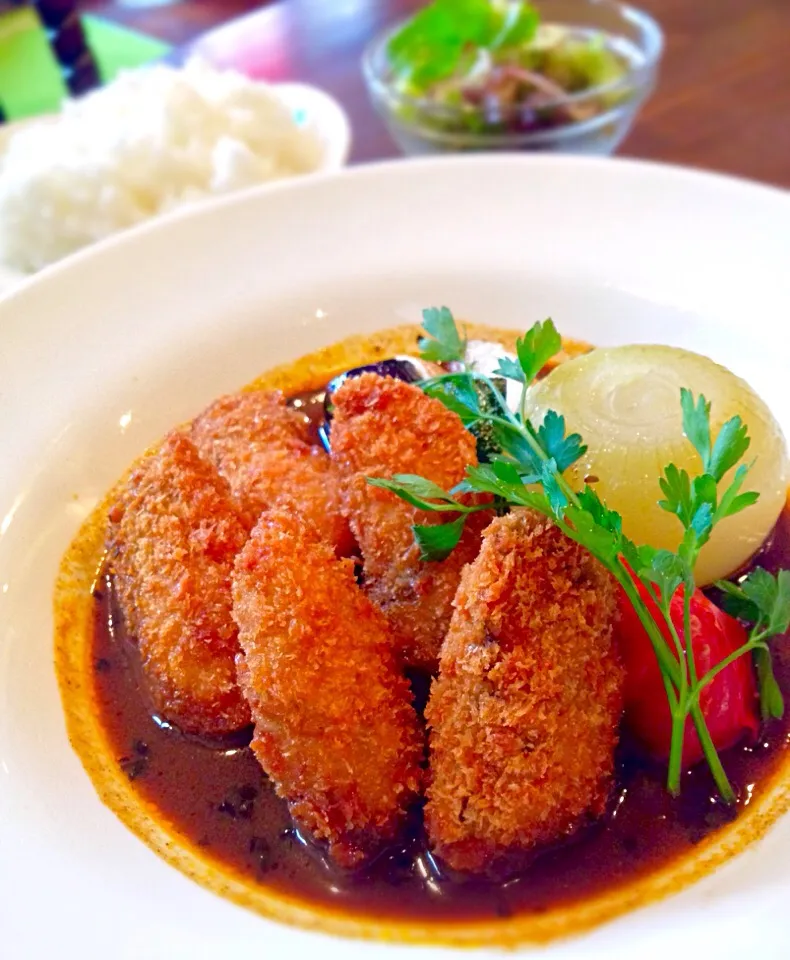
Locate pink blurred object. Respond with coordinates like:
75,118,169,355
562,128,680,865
178,0,422,162
190,5,295,78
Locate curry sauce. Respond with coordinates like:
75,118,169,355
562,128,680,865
55,323,790,945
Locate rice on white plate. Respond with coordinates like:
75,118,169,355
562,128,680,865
0,60,333,274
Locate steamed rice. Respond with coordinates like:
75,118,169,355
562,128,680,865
0,60,323,273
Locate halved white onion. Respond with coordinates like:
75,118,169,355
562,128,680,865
525,345,789,584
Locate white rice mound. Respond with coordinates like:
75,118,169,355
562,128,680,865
0,60,323,273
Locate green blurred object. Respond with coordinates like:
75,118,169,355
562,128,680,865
0,7,171,121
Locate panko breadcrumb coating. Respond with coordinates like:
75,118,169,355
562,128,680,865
107,432,251,737
232,510,424,868
425,510,624,873
191,390,354,556
330,373,487,669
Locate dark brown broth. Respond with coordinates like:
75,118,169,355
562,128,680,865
91,499,790,923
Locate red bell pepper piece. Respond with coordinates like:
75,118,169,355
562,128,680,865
616,580,759,765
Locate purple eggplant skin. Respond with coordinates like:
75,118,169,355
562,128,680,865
319,356,436,452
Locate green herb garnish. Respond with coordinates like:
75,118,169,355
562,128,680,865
418,305,467,362
368,307,790,802
716,570,790,720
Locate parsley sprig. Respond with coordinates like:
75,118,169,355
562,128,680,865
368,307,790,802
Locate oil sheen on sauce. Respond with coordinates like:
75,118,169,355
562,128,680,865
89,384,790,926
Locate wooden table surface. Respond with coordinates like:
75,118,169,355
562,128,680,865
86,0,790,187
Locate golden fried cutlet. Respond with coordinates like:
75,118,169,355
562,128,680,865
107,432,251,737
232,511,423,868
191,391,353,556
425,510,624,873
330,373,486,669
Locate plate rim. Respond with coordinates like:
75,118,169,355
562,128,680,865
2,151,788,309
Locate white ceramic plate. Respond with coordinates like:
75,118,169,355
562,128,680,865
0,79,351,293
1,156,789,960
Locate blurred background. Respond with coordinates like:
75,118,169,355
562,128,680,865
1,0,788,182
1,0,788,282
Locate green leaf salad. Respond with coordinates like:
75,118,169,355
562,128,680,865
385,0,634,135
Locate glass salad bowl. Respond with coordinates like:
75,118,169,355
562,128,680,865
362,0,664,156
